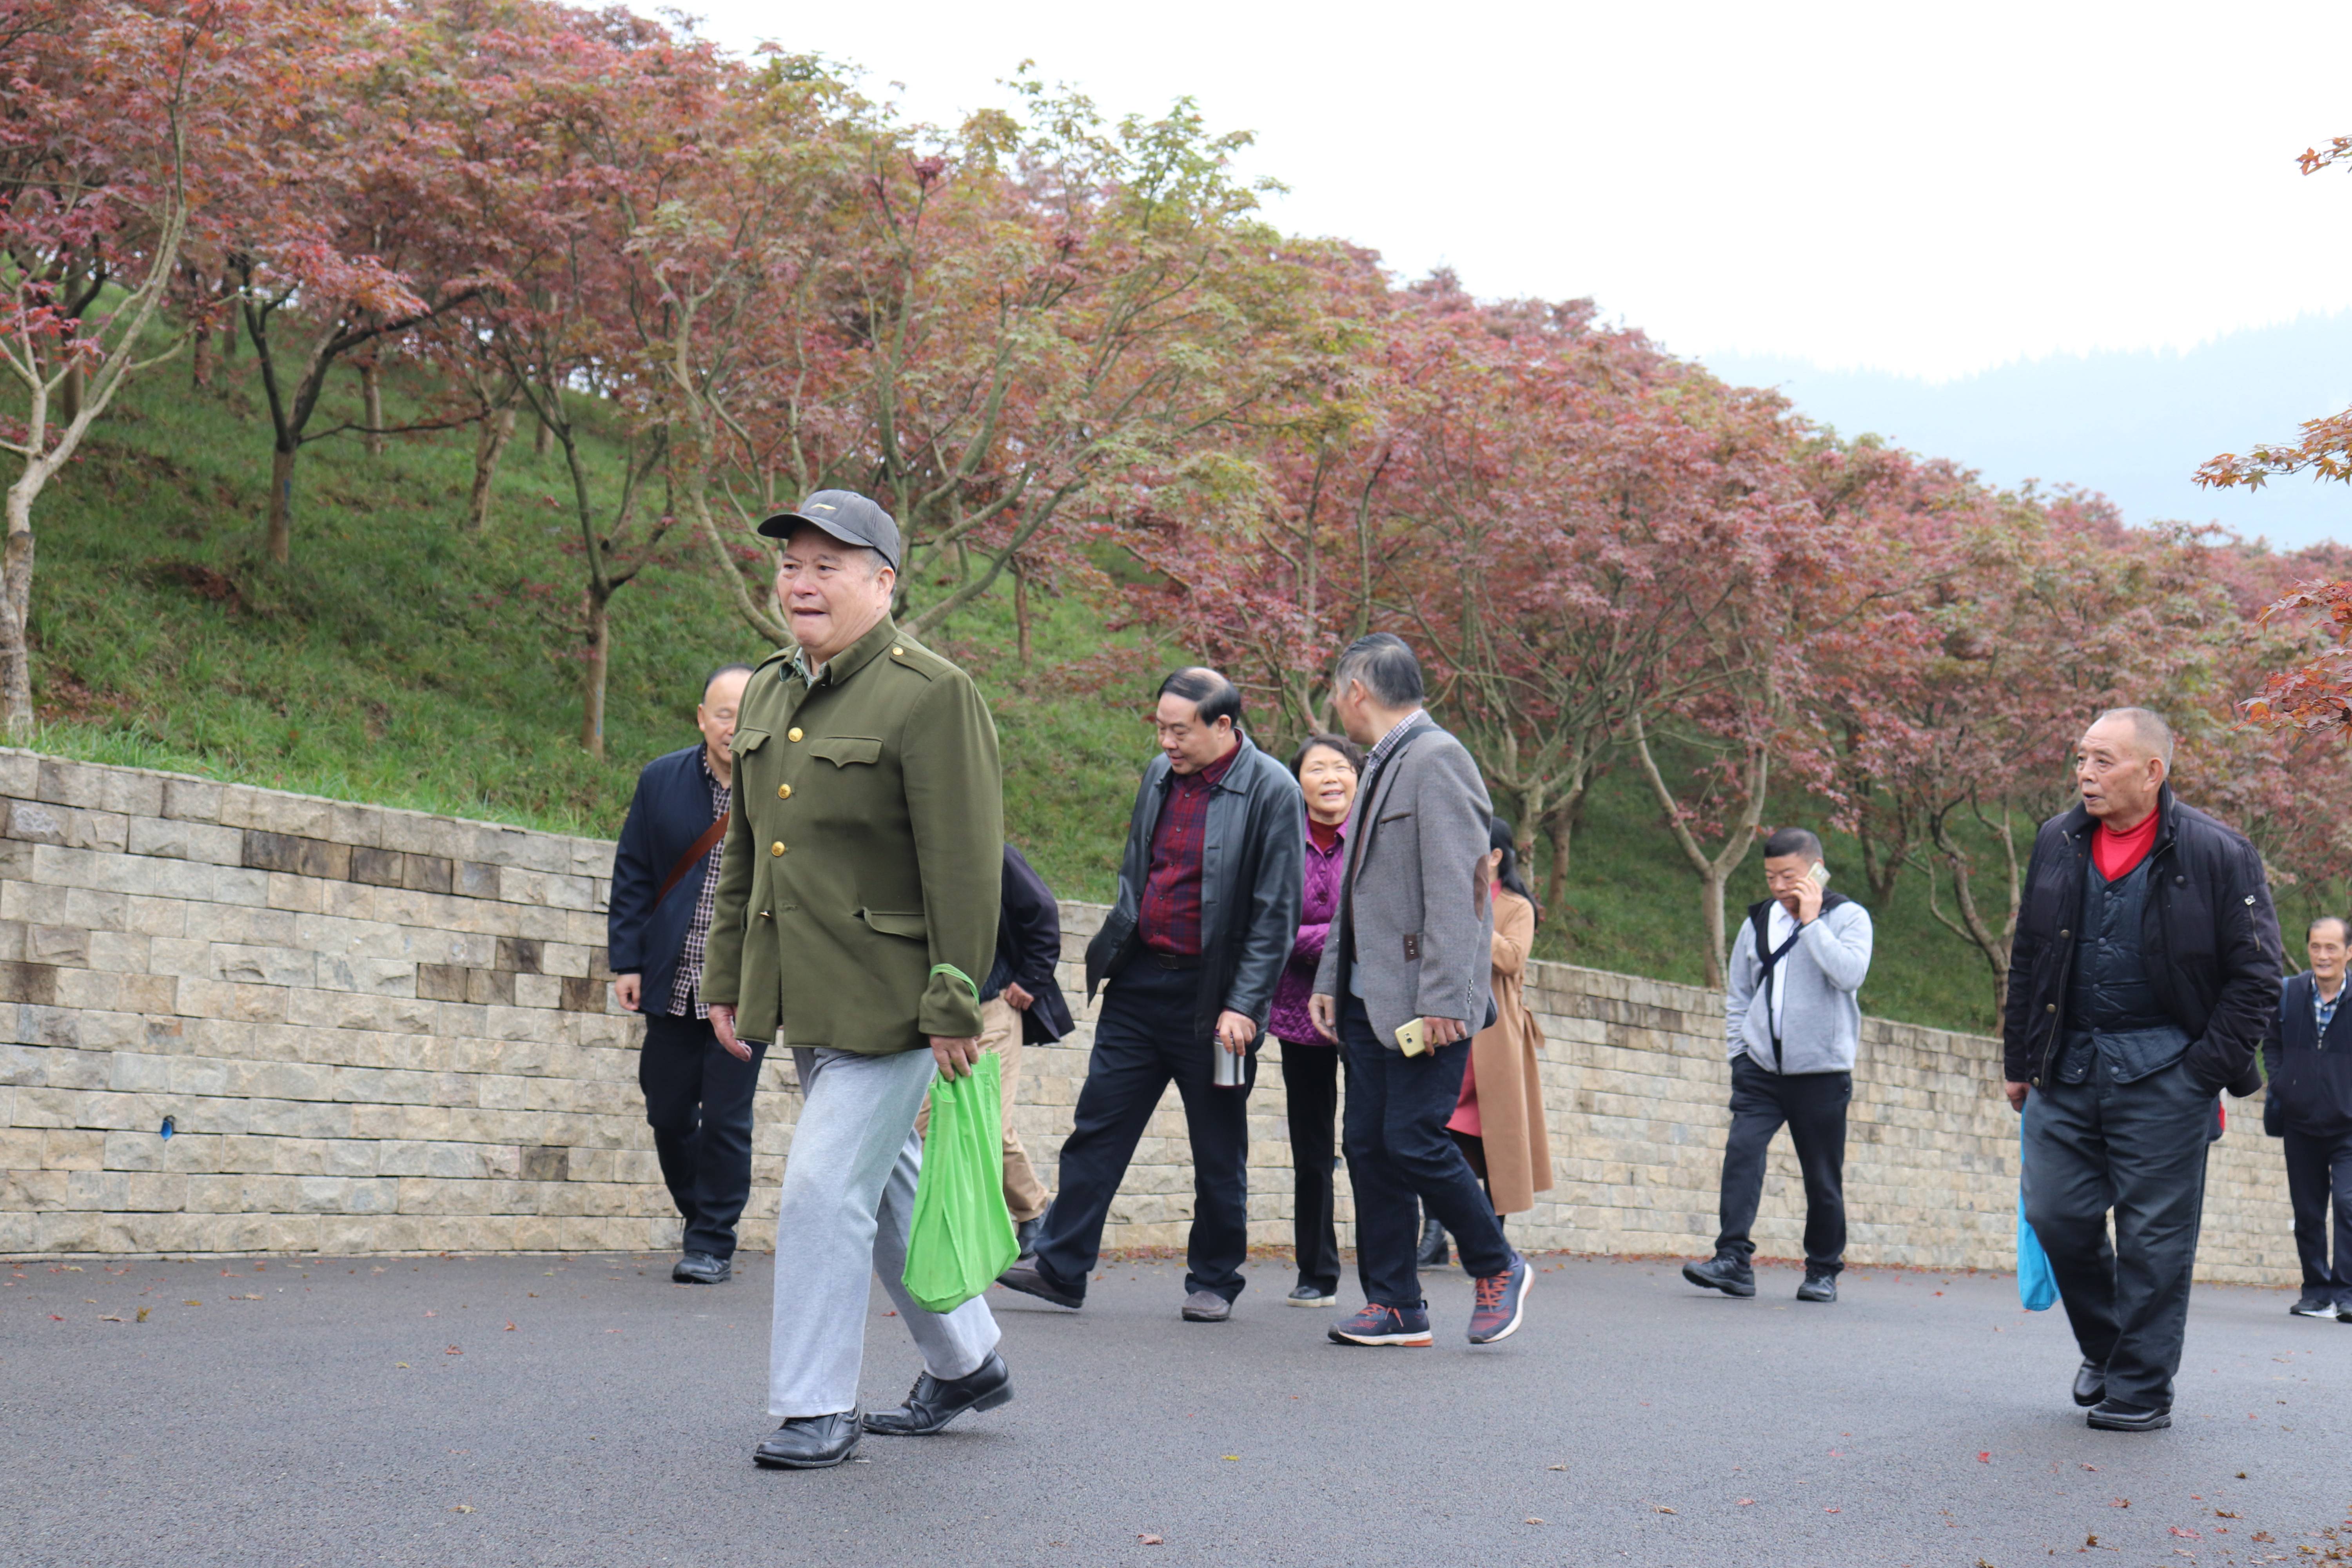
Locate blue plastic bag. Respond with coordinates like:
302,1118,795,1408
2017,1185,2059,1312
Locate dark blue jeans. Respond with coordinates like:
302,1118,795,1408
1339,995,1514,1307
639,1012,767,1260
2023,1055,2212,1412
1033,961,1257,1303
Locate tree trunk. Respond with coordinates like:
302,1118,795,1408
466,407,516,532
0,483,37,739
191,319,214,389
360,359,385,457
1541,802,1575,922
59,362,83,428
579,586,610,759
266,444,296,565
1011,555,1031,669
534,410,553,456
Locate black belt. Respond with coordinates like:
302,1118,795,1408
1142,950,1203,971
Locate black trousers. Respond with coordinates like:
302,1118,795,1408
639,1012,767,1260
1339,995,1514,1308
1281,1038,1342,1294
2282,1120,2352,1305
2023,1056,2211,1413
1034,962,1256,1303
1714,1055,1851,1274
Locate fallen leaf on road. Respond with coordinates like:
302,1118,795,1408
1825,1507,1842,1514
2111,1499,2130,1508
135,1309,149,1322
2170,1526,2201,1540
1548,1464,1568,1471
451,1504,473,1514
1977,1452,1991,1463
1138,1535,1163,1546
2085,1534,2098,1547
1221,1456,1239,1462
183,1300,200,1306
1653,1506,1676,1515
504,1322,516,1332
1736,1499,1754,1506
99,1315,122,1322
47,1313,63,1321
445,1345,462,1355
397,1362,410,1368
1524,1517,1544,1525
2082,1463,2099,1471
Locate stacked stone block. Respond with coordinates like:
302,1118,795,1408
0,751,2301,1283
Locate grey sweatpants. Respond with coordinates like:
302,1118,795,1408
2022,1054,2212,1413
767,1045,1000,1419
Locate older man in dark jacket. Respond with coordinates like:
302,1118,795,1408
2261,915,2352,1320
996,668,1302,1323
2004,707,2282,1432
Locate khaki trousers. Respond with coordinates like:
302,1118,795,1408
915,994,1050,1222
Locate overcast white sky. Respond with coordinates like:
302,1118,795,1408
681,0,2352,383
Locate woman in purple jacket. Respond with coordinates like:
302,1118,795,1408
1270,733,1363,1307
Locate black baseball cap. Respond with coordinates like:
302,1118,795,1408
757,490,901,571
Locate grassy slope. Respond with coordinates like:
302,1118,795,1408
30,356,2024,1035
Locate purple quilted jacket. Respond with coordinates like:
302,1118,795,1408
1269,822,1348,1047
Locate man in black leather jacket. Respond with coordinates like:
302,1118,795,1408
2003,708,2281,1432
997,668,1303,1322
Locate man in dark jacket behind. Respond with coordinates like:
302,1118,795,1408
2260,915,2352,1321
2003,707,2282,1432
996,668,1302,1323
608,663,758,1285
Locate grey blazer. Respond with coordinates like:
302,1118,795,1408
1312,717,1495,1050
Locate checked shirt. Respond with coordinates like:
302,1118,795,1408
665,750,733,1020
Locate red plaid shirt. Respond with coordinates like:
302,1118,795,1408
1138,741,1240,956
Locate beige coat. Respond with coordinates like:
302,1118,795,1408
1469,889,1554,1215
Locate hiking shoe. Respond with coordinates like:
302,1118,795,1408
1681,1254,1756,1298
1328,1302,1433,1347
1796,1270,1838,1303
1467,1254,1532,1344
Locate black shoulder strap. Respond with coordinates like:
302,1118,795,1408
1752,902,1806,1065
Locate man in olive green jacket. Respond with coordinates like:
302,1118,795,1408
701,490,1011,1471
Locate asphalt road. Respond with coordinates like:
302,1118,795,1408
5,1249,2348,1568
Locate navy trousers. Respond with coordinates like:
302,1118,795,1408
639,1012,767,1260
1338,995,1513,1308
2282,1121,2352,1307
1033,961,1257,1303
2023,1056,2212,1413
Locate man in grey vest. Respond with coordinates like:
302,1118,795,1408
2003,708,2279,1432
1684,827,1874,1304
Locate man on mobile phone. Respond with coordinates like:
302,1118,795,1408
1684,827,1875,1305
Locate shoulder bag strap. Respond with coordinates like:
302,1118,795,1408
655,812,730,907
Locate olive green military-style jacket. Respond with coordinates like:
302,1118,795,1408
698,616,1002,1055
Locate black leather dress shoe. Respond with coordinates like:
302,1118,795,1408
1014,1217,1042,1258
2072,1359,2106,1408
1681,1254,1756,1298
2085,1399,2170,1432
753,1409,862,1468
995,1258,1083,1310
673,1252,730,1285
1415,1215,1450,1269
862,1352,1013,1436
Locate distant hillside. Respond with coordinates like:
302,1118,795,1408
1713,313,2352,548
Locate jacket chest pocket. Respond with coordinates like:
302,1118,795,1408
732,726,772,758
807,736,883,768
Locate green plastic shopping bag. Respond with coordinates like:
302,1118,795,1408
902,1051,1020,1313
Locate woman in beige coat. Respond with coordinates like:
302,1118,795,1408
1446,818,1554,1222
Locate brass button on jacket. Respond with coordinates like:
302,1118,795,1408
777,783,792,800
770,841,786,857
787,727,803,742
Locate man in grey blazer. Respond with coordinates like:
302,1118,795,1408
1310,633,1532,1348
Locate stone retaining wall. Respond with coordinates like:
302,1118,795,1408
0,753,2301,1284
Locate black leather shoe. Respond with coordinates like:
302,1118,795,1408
1681,1254,1756,1298
1014,1217,1042,1258
1416,1214,1450,1269
1181,1289,1232,1322
2085,1399,2171,1432
1795,1270,1837,1303
673,1252,730,1285
995,1258,1083,1309
753,1409,862,1468
862,1352,1013,1436
2072,1360,2106,1408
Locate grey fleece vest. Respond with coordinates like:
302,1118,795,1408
2058,855,2189,1083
